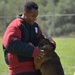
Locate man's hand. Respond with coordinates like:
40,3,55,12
28,42,45,58
34,49,46,69
36,49,45,58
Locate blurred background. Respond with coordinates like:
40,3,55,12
0,0,75,37
0,0,75,75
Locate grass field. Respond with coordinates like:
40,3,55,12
0,37,75,75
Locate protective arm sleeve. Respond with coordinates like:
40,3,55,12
5,38,38,57
2,24,38,57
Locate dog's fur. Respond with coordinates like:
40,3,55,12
34,35,64,75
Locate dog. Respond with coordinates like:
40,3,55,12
34,34,64,75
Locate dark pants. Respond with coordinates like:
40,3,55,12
16,70,42,75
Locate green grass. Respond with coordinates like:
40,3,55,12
0,38,9,75
53,38,75,75
0,37,75,75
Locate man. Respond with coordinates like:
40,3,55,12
2,1,45,75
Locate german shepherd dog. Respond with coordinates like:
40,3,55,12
34,34,64,75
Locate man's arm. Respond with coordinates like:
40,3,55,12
2,23,38,57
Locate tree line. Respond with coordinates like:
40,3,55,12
0,0,75,37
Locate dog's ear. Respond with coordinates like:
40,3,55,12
37,34,44,41
35,34,45,46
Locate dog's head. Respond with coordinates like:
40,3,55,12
36,34,56,51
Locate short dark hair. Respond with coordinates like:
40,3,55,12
24,1,38,12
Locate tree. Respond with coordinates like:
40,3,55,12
54,0,75,36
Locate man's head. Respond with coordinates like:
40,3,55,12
24,1,38,25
